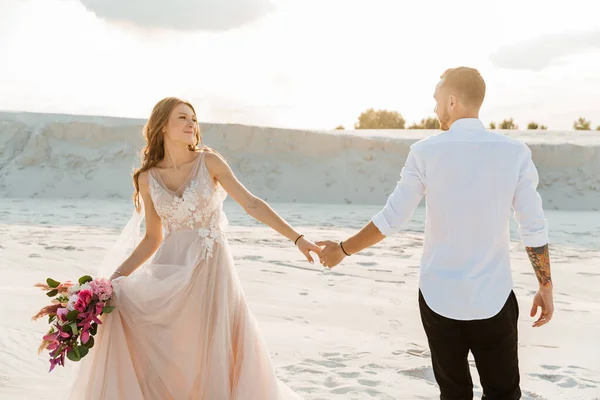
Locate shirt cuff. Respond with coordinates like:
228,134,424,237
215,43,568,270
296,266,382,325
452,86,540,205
520,230,549,247
372,211,396,237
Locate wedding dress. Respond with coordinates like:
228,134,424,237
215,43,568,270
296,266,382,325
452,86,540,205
68,152,302,400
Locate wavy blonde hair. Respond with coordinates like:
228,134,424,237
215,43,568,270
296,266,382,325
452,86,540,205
132,97,202,212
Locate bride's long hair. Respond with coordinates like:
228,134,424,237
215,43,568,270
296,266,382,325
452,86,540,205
132,97,203,212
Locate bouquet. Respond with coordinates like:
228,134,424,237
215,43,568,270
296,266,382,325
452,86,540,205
32,275,115,372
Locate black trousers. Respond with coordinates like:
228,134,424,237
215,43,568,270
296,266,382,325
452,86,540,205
419,290,521,400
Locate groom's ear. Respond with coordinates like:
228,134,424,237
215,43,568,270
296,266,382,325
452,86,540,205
448,94,456,108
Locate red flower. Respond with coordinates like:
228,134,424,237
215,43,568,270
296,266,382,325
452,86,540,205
74,289,93,312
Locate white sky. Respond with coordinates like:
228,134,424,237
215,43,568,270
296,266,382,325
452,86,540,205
1,0,599,130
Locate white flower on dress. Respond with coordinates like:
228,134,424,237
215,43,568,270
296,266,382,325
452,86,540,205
198,228,210,238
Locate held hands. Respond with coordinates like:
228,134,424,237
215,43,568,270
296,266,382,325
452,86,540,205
315,240,347,269
295,236,323,264
294,236,347,268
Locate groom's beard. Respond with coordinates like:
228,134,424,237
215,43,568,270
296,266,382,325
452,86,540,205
439,114,451,131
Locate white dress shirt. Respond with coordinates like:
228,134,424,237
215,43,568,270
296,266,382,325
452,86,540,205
372,118,549,320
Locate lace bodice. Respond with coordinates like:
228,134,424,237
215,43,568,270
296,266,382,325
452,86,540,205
148,152,228,259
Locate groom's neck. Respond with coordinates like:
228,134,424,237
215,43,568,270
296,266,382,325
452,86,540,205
449,111,480,126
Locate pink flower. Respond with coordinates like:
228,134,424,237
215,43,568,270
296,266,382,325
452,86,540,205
80,329,90,344
56,307,68,322
74,289,93,312
89,278,113,301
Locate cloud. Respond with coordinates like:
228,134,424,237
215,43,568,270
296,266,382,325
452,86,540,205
490,29,600,71
79,0,274,32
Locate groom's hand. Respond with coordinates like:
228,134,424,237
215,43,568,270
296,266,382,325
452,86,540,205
530,285,554,327
315,240,346,268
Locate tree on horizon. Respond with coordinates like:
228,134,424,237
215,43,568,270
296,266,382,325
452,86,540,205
408,117,440,129
489,122,496,129
335,125,345,130
354,108,406,129
573,117,591,130
527,122,548,130
499,118,518,129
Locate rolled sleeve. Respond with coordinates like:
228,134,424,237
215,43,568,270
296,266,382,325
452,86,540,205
372,149,426,236
512,147,549,247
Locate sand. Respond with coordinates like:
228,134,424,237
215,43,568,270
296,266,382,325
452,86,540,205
0,211,598,399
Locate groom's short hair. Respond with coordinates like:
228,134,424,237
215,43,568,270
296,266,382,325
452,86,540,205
439,67,486,109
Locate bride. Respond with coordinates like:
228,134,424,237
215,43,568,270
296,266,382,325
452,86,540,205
68,97,321,399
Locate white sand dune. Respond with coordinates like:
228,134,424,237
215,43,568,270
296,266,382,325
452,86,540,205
0,111,599,399
1,111,599,210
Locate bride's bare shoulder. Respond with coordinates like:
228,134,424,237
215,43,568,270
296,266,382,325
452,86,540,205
203,150,231,181
138,170,151,187
204,150,227,168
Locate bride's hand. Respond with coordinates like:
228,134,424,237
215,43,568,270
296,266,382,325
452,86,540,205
109,271,124,281
296,236,322,264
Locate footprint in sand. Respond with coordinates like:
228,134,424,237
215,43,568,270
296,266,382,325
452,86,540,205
260,269,286,275
358,261,378,267
299,289,309,296
283,315,309,324
338,371,360,379
375,279,405,284
530,364,599,389
357,378,380,387
578,272,600,277
388,319,402,330
241,255,264,261
44,245,77,251
393,344,429,358
397,365,437,384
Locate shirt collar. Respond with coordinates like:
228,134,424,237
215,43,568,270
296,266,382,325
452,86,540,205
448,118,486,132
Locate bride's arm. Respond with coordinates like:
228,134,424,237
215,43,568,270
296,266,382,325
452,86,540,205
204,152,321,263
109,171,163,280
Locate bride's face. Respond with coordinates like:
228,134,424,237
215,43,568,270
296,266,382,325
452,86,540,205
163,103,198,146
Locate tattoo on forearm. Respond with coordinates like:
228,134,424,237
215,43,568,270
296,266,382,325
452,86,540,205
525,244,551,286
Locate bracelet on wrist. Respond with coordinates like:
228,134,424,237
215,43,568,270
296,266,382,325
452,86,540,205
294,234,304,245
340,241,351,256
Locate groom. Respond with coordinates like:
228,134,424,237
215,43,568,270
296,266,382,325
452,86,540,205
317,67,554,400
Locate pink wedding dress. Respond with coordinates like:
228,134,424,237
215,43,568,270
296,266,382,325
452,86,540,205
68,152,302,400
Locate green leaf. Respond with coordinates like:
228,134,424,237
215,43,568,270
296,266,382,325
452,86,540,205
78,275,93,285
69,322,78,335
77,345,89,359
46,278,60,288
66,310,78,321
46,289,58,297
66,349,81,362
48,315,56,324
89,324,97,336
102,306,115,314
